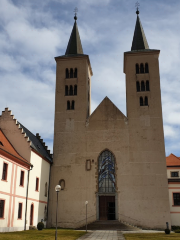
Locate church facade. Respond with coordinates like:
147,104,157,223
48,12,171,229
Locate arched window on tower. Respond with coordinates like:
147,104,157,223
70,68,73,78
98,150,115,193
74,85,77,95
67,101,70,110
140,97,143,106
136,64,139,74
141,81,145,91
145,63,149,73
145,96,148,106
140,63,144,73
69,85,73,95
146,81,150,91
74,68,77,78
136,81,140,92
71,100,75,110
66,68,69,78
65,85,68,95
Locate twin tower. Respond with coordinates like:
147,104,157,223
48,12,171,229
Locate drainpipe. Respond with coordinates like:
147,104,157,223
24,164,33,230
46,162,52,226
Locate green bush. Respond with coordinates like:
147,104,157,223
175,229,180,233
172,226,180,231
165,228,170,234
37,222,44,230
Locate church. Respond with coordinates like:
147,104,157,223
48,10,171,230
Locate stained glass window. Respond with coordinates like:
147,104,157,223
98,150,115,193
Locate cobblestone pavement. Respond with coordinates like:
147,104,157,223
76,230,125,240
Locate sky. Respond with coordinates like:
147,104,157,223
0,0,180,156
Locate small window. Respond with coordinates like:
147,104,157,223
59,179,65,190
136,81,140,92
136,64,139,74
145,63,149,73
74,68,77,78
2,162,8,181
146,81,150,91
18,203,22,219
66,68,69,78
140,97,143,106
71,100,75,110
173,193,180,206
86,159,91,171
74,85,77,95
35,177,39,191
70,68,73,78
69,85,73,95
20,171,24,186
171,172,179,177
141,81,145,91
67,101,70,110
45,182,48,197
65,85,68,96
140,63,144,73
0,200,5,218
145,96,148,106
44,205,47,221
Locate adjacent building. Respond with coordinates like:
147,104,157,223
0,108,52,232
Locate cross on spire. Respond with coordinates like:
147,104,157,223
74,7,78,20
135,2,140,15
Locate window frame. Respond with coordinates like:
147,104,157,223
18,202,23,219
19,170,25,187
171,171,179,177
1,162,8,181
0,199,5,219
35,177,39,191
173,192,180,206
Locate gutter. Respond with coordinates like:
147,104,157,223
24,164,33,230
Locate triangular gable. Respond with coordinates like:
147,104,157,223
89,96,127,122
166,153,180,167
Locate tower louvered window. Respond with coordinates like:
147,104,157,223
67,101,70,110
140,97,143,106
145,63,149,73
66,68,69,78
146,81,150,91
136,81,140,92
74,68,77,78
74,85,77,95
140,63,144,73
70,68,73,78
65,85,68,95
71,100,75,110
69,85,73,95
145,96,148,106
136,64,139,74
141,81,145,91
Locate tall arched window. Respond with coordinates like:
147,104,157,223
136,81,140,92
136,64,139,74
140,97,143,106
146,81,150,91
145,96,148,106
66,68,69,78
141,81,145,91
145,63,149,73
74,85,77,95
74,68,77,78
70,68,73,78
45,182,47,197
98,150,115,193
140,63,144,73
69,85,73,95
67,101,70,110
71,100,75,110
65,85,68,96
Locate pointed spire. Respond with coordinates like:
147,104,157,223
131,10,149,51
65,14,84,55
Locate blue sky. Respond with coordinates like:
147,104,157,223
0,0,180,156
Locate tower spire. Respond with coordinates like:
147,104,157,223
65,10,84,55
131,7,149,51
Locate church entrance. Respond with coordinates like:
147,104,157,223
99,196,115,220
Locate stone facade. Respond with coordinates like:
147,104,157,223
48,16,171,229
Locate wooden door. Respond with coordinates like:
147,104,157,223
99,196,115,220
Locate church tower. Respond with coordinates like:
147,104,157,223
123,9,171,228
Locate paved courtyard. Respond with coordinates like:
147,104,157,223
76,231,125,240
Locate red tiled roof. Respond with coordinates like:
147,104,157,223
0,129,29,164
166,153,180,167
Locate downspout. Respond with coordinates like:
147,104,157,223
46,161,52,226
24,164,33,230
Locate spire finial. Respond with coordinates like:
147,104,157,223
135,2,140,15
74,7,78,20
